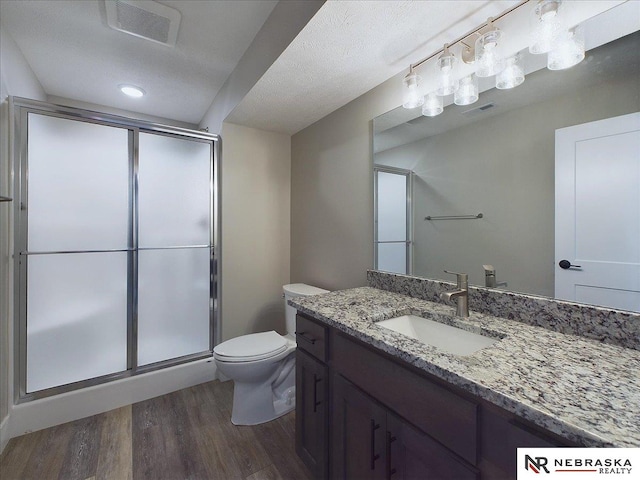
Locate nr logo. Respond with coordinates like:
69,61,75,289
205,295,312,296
525,454,551,474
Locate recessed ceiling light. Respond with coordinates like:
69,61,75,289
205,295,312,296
119,84,145,98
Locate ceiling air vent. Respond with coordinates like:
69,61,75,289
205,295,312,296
105,0,181,47
461,102,496,117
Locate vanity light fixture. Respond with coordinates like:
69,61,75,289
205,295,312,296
496,53,525,89
454,74,479,106
547,25,585,70
119,84,146,98
422,92,443,117
529,0,564,54
402,67,424,109
401,1,526,110
400,0,586,111
436,44,459,96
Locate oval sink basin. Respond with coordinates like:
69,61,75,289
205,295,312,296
376,314,498,356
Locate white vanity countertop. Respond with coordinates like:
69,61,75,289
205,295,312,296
289,287,640,447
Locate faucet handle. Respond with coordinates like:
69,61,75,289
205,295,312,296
443,270,468,286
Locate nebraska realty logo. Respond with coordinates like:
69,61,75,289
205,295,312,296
517,448,639,479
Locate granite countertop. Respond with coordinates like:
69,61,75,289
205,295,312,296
289,286,640,448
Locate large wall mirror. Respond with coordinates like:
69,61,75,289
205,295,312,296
373,2,639,312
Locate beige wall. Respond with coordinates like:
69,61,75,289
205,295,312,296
220,122,291,340
290,71,403,291
290,30,639,295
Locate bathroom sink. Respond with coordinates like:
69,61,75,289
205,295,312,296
376,314,498,356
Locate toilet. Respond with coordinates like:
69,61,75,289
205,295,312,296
213,283,329,425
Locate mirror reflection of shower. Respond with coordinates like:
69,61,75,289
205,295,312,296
374,167,412,275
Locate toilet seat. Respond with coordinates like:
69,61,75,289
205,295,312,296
214,331,289,363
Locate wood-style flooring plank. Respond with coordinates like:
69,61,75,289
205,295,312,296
95,405,132,480
188,381,273,478
180,383,246,479
132,389,211,480
57,414,103,480
245,464,285,480
1,380,311,480
0,428,47,480
205,380,278,477
253,414,312,480
20,420,76,480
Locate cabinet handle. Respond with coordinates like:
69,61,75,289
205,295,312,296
295,331,317,345
312,374,322,413
370,420,381,470
386,431,397,478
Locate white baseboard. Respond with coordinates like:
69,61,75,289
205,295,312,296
6,358,217,441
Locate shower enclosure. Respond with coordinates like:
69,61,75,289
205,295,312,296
12,98,220,401
374,166,412,275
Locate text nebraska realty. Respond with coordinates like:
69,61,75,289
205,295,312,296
526,455,633,475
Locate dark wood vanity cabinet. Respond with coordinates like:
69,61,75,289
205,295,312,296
332,374,478,480
295,313,573,480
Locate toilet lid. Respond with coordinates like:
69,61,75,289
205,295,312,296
213,331,288,362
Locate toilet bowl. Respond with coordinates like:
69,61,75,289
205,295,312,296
213,283,329,425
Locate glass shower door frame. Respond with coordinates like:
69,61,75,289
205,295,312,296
11,97,221,402
373,165,413,275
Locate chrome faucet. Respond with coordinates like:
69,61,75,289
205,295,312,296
483,264,507,288
440,270,469,317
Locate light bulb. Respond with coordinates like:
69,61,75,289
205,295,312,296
436,45,459,96
530,0,564,54
402,71,424,109
475,28,505,77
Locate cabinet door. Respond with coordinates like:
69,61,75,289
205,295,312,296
480,407,566,479
387,414,478,480
332,374,387,480
296,350,328,480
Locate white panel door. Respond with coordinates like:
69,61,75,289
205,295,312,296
555,112,640,312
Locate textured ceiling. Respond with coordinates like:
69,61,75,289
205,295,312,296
0,0,278,124
226,0,518,134
2,0,626,133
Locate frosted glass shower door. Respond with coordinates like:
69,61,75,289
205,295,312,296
137,133,212,366
375,169,411,274
25,114,130,392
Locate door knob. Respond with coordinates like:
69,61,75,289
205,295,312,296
559,260,582,270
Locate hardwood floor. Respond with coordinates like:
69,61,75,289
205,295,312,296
0,380,312,480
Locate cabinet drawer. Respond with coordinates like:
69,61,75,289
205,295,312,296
296,314,328,362
332,332,478,465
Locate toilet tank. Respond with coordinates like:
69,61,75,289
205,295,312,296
283,283,329,336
